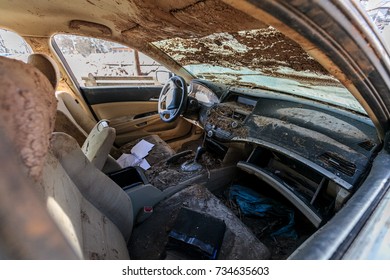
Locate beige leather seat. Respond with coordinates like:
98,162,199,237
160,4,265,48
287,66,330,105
45,132,133,259
0,57,77,259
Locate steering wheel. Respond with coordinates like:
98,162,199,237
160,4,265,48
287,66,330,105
158,76,187,123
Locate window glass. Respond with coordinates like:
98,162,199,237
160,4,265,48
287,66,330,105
53,34,171,87
0,29,32,62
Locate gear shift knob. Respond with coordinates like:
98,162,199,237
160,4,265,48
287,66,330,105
181,146,206,172
194,146,206,162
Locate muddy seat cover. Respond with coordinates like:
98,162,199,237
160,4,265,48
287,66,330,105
0,56,57,182
128,184,270,259
119,134,175,165
0,56,78,259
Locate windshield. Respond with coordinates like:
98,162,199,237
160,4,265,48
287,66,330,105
153,28,365,114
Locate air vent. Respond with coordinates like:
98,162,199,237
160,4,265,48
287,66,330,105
358,140,375,151
318,152,356,177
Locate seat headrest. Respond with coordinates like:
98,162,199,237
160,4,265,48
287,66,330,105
28,53,60,90
0,56,57,182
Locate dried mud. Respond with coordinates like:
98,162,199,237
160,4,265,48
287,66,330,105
145,151,222,190
251,115,358,153
155,27,328,75
205,103,250,138
122,0,264,44
0,57,57,182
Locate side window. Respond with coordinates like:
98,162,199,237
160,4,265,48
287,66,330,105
53,34,171,87
0,29,32,62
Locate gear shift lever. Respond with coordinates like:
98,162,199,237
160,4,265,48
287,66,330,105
194,146,206,161
181,146,206,172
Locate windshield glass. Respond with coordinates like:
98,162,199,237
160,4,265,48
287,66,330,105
0,29,32,62
153,28,365,114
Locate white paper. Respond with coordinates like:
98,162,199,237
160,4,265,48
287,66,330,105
131,139,154,159
139,158,151,170
117,153,141,168
116,139,154,170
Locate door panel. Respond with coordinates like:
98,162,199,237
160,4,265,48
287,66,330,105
82,86,162,104
92,101,159,120
114,117,192,147
89,97,192,147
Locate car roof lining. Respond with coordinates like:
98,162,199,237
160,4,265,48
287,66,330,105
0,0,265,43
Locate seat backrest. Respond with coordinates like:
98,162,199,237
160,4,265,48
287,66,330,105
0,55,133,259
27,53,89,146
28,54,95,135
54,109,88,147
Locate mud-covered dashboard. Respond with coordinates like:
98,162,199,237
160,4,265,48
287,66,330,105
189,81,379,188
187,80,380,227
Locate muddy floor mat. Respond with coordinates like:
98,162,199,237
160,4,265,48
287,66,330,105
145,151,222,191
128,184,270,260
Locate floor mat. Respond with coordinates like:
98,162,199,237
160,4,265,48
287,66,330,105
128,184,270,260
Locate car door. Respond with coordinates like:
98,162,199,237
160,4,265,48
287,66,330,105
52,35,192,147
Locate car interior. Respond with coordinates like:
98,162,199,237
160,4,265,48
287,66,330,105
0,0,389,260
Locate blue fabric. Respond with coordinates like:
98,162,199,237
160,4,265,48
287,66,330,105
229,185,298,239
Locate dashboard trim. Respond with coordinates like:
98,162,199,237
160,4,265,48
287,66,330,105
237,161,323,228
232,136,354,190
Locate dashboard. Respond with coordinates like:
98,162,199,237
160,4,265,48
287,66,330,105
189,80,377,187
186,79,380,227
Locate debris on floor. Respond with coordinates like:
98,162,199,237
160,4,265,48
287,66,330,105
217,184,312,259
128,184,270,260
145,151,222,190
117,139,154,170
229,185,298,239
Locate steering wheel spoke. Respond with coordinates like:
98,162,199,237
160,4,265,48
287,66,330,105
160,109,176,120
